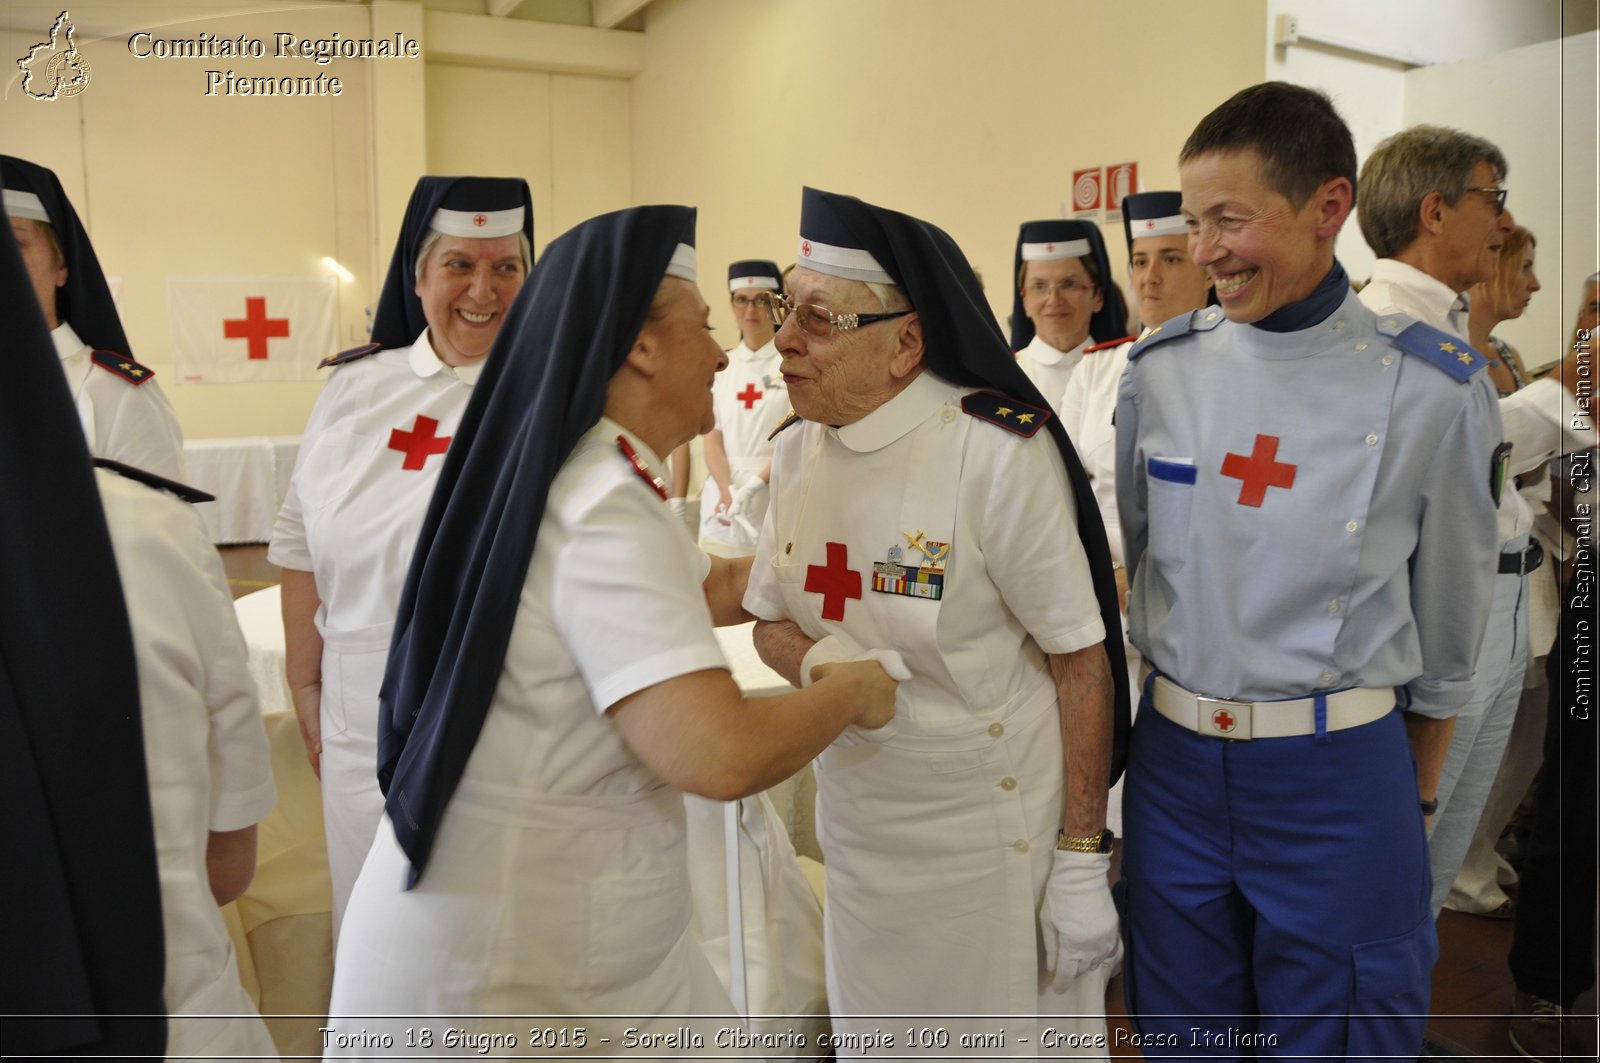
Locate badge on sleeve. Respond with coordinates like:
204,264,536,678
1490,441,1512,506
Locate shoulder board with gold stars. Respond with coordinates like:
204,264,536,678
319,341,383,369
89,349,155,386
961,391,1051,437
93,457,215,504
767,409,802,441
1084,335,1137,354
1374,317,1486,383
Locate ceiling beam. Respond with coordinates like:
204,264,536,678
591,0,651,30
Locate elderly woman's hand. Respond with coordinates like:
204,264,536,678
811,658,900,730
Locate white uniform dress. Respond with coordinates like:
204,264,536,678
1056,336,1140,835
97,468,278,1061
701,338,788,548
328,419,740,1048
54,322,185,481
744,371,1110,1057
1015,333,1089,410
268,330,480,935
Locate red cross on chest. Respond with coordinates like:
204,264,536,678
736,383,763,409
388,415,451,470
223,297,291,360
1220,433,1296,507
805,542,862,622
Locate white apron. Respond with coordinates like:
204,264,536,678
315,618,393,937
330,785,741,1056
759,388,1109,1058
700,454,770,549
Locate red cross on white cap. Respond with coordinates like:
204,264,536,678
801,240,812,257
472,214,487,227
1144,220,1156,229
1044,242,1055,252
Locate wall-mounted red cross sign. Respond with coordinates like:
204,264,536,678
1220,433,1296,507
736,383,763,409
388,415,451,471
223,297,291,360
805,541,862,622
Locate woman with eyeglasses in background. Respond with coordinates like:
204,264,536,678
698,259,789,551
1007,218,1131,406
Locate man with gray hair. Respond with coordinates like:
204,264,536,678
1358,126,1592,920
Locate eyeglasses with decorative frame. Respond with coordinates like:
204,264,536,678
768,294,914,338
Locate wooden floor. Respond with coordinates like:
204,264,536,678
220,544,1598,1060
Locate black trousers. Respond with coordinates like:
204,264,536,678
1508,589,1598,1009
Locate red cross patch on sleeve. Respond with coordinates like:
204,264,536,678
89,349,156,386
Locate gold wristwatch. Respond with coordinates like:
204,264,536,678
1057,828,1114,853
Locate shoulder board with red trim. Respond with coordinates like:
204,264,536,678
89,350,155,386
767,410,801,441
318,342,382,369
93,458,215,504
961,391,1051,438
1084,335,1136,354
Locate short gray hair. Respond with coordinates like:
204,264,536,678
864,280,910,312
412,227,533,283
1357,125,1507,260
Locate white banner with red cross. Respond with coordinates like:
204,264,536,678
169,276,337,384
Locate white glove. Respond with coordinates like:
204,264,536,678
666,496,697,538
1039,848,1122,990
727,478,769,520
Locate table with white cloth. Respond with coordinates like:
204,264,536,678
185,436,300,544
228,584,823,1052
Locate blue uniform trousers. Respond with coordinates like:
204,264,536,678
1119,700,1436,1060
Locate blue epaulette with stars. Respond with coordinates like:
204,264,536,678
319,341,382,369
767,409,801,441
89,349,155,386
1128,306,1225,360
1374,316,1487,383
961,391,1051,438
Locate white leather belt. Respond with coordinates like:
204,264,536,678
1145,671,1396,740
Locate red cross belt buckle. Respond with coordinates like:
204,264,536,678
1196,695,1252,739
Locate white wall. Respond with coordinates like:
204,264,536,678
1265,0,1564,282
1404,31,1598,370
632,0,1268,338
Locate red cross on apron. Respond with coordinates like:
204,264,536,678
223,297,290,360
1220,434,1296,507
736,383,764,409
388,415,451,471
805,542,862,622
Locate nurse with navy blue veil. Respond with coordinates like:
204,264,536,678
324,205,896,1038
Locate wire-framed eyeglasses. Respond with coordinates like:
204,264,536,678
768,295,913,338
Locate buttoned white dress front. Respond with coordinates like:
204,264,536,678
701,338,788,547
745,372,1110,1057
